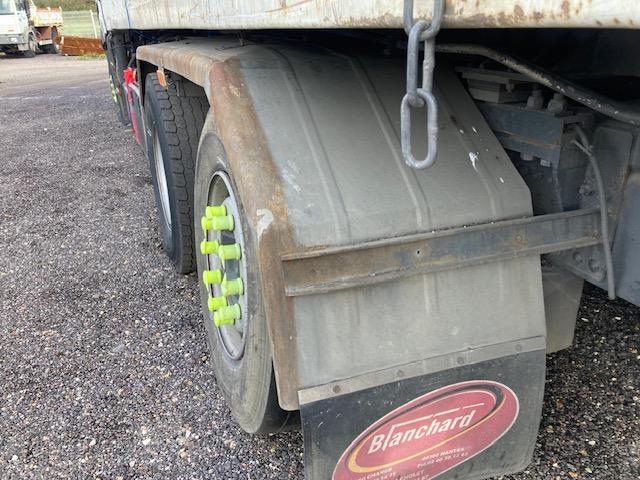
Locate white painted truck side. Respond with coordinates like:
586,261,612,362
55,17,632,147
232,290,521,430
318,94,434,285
98,0,640,31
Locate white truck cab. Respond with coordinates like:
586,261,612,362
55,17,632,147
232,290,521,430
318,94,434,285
0,0,61,56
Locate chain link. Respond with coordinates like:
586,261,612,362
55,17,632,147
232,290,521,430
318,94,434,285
401,0,445,170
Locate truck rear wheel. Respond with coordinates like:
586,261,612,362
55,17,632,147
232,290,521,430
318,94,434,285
194,122,298,434
43,30,59,54
144,73,207,274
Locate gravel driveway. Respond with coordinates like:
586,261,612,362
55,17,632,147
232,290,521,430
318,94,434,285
0,54,638,480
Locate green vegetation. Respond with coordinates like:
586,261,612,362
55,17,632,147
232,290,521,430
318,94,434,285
34,0,95,10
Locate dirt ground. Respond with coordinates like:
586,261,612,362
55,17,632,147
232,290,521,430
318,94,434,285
0,54,638,479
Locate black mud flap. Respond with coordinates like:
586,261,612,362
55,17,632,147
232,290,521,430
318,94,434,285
301,351,545,480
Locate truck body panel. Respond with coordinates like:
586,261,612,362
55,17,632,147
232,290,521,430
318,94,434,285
98,0,640,31
32,6,62,28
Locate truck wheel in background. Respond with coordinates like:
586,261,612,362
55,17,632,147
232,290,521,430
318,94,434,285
194,121,299,434
144,72,208,274
43,30,60,54
105,40,129,126
23,35,37,58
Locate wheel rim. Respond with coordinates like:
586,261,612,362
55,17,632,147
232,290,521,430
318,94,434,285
153,130,172,230
202,171,248,361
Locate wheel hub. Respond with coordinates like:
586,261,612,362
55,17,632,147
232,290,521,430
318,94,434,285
200,171,248,360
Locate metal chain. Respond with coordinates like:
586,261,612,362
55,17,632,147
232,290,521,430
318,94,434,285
401,0,445,170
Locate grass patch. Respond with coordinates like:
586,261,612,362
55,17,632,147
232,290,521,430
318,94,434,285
34,0,95,11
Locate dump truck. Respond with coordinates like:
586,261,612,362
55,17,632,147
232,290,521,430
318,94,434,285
0,0,62,56
97,1,640,478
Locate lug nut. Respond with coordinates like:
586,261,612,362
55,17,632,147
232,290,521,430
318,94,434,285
200,240,219,255
206,205,227,218
211,215,234,231
214,304,241,327
218,243,241,261
207,296,228,312
201,216,214,232
221,277,244,297
202,269,222,286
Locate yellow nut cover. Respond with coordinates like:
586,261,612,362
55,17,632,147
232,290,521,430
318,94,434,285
221,278,244,297
205,205,227,217
202,269,222,286
218,243,241,261
200,240,219,255
207,296,228,312
213,304,241,327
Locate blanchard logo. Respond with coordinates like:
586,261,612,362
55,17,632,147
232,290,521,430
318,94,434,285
367,408,477,454
332,380,520,480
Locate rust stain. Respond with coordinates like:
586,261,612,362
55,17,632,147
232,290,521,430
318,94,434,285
338,12,401,28
560,0,570,19
513,5,525,21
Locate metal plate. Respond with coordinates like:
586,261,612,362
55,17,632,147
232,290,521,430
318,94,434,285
302,350,545,480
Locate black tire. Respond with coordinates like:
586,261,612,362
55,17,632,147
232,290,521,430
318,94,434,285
105,37,128,125
23,35,37,58
195,123,299,434
44,31,60,54
144,73,208,274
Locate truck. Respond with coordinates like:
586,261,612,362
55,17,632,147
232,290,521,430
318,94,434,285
0,0,62,56
96,1,640,478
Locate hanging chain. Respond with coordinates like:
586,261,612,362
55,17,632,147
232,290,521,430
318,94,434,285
401,0,445,169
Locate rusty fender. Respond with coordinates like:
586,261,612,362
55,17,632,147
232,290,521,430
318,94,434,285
138,41,301,410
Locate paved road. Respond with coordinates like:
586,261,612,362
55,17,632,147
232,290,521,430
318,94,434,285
0,54,638,479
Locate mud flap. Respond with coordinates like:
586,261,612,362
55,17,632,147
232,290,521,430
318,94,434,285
301,350,545,480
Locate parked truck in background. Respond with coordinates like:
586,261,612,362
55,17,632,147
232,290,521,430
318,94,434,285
0,0,61,56
97,1,640,478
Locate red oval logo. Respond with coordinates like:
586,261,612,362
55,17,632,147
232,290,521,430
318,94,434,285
333,380,519,479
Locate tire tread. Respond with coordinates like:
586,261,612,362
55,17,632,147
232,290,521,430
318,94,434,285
146,73,209,273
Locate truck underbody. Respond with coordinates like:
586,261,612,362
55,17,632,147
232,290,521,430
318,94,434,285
98,1,640,478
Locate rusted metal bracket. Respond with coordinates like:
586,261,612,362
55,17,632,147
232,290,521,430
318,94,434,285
282,208,601,297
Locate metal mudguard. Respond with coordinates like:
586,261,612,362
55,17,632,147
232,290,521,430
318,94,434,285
137,39,546,479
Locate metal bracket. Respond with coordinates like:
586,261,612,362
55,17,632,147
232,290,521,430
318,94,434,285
400,0,445,169
282,209,602,297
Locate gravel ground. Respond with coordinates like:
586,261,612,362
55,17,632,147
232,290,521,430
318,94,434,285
0,54,638,480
